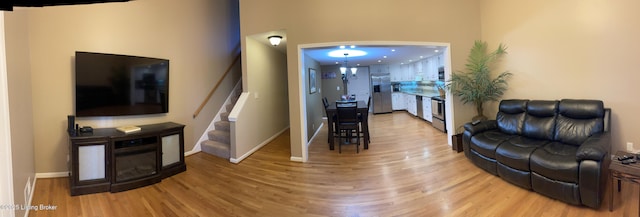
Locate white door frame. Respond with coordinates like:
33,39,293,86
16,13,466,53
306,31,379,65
0,12,16,217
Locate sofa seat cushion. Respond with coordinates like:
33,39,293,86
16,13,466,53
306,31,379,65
470,130,514,159
498,162,533,189
531,172,581,205
496,136,550,171
530,142,579,183
469,149,499,175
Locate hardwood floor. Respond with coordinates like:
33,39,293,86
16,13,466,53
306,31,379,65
29,112,637,217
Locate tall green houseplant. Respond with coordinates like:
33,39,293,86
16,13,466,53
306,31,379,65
448,40,512,121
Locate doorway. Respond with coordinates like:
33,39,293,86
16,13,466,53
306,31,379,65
299,41,453,162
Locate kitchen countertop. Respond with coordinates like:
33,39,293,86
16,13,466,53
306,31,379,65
395,90,442,98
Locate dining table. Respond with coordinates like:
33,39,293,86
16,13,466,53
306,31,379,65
325,100,370,150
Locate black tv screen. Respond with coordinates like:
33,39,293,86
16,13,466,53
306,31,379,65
75,52,169,117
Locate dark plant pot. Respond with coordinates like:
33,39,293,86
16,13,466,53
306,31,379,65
452,133,463,153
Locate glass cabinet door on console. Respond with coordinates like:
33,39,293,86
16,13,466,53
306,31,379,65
69,138,111,195
162,134,181,167
159,129,186,178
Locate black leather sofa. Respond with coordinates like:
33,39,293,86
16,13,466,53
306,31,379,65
462,99,611,208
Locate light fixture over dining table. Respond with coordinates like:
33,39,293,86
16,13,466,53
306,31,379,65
340,53,357,81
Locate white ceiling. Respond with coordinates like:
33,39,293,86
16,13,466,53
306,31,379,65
303,45,445,67
250,32,446,67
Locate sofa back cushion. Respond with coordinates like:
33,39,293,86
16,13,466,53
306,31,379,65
497,100,528,135
554,99,605,146
523,100,558,140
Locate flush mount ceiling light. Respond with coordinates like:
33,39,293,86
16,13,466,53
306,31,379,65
268,35,283,46
328,49,367,58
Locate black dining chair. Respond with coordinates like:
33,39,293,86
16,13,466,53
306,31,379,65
358,96,371,144
335,101,360,153
322,97,337,143
358,96,371,143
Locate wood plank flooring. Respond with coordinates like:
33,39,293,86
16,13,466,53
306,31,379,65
29,112,638,217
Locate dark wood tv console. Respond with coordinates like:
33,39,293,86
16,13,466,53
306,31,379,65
68,122,186,196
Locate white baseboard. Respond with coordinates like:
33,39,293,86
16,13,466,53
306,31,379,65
184,149,200,157
35,172,68,178
308,122,324,146
230,127,289,164
290,156,303,162
23,177,37,217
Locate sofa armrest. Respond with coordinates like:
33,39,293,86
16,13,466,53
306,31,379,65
463,120,498,136
576,132,611,161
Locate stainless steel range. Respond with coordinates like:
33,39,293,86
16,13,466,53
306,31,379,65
431,96,446,132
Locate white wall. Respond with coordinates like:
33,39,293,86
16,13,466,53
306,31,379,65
303,53,322,141
231,36,289,161
480,0,640,153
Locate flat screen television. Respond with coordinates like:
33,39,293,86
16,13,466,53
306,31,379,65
75,51,169,117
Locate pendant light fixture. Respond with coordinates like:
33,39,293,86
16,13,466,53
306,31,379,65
340,53,357,81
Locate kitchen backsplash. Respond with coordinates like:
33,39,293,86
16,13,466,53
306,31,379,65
392,80,444,95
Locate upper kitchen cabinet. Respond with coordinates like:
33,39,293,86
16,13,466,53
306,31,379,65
415,60,423,73
369,64,389,74
425,57,436,81
389,64,401,82
424,54,444,81
401,64,415,81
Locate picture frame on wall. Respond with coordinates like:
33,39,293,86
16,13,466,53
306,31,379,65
309,68,317,94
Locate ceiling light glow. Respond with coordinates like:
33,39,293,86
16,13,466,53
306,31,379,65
328,49,367,58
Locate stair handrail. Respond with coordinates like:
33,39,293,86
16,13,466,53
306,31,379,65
193,54,241,118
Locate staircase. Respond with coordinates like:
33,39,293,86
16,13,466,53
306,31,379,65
200,85,242,159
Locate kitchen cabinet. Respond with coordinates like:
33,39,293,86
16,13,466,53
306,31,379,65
369,64,389,74
392,93,406,110
400,64,408,81
422,97,432,122
419,59,429,81
399,64,415,81
425,56,438,81
389,64,401,82
438,54,444,67
406,94,417,116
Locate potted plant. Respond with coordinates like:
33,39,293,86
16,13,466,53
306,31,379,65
447,40,512,121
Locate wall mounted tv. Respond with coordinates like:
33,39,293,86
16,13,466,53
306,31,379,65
75,51,169,117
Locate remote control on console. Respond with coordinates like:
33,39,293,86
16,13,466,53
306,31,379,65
618,155,634,161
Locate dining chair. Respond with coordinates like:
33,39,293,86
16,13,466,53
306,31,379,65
358,96,371,144
322,97,337,143
335,101,360,153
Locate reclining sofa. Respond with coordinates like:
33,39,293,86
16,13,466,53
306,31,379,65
462,99,611,208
